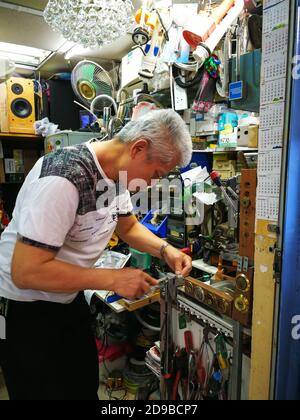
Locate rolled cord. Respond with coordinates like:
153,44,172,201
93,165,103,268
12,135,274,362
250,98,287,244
134,310,160,332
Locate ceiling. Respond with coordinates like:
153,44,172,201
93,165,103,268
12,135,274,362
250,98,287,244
1,0,48,10
0,0,141,77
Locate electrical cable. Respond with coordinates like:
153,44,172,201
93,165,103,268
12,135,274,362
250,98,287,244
153,8,170,41
134,310,160,332
106,385,128,401
173,61,198,72
172,65,204,88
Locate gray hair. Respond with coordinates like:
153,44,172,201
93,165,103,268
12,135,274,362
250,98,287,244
116,109,192,167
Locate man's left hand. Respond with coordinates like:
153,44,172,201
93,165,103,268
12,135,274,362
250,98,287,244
163,246,192,277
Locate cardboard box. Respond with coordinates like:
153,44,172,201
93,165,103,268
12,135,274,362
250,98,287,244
237,125,259,148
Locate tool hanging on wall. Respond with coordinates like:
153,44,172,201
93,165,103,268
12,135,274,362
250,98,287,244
174,327,231,401
183,0,236,49
184,0,245,70
138,7,170,80
133,0,155,46
160,273,185,400
192,56,221,113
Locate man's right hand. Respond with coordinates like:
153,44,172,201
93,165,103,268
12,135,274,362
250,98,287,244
112,268,158,300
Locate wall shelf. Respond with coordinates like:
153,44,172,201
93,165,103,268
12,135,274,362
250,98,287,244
193,147,258,154
0,133,43,142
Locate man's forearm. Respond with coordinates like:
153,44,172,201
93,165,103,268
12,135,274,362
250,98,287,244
13,256,117,293
119,221,166,258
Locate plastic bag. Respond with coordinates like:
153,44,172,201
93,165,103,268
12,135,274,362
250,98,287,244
34,118,59,137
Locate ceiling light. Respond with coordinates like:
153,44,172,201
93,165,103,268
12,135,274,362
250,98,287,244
0,42,52,67
43,0,135,49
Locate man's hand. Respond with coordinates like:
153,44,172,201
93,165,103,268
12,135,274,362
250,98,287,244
163,246,192,277
113,268,158,300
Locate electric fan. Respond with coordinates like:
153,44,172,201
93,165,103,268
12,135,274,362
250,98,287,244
71,60,115,112
0,56,15,83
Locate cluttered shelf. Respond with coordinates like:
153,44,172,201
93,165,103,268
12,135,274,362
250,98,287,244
193,147,258,153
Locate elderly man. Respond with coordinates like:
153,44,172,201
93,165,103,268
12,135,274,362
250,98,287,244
0,109,193,400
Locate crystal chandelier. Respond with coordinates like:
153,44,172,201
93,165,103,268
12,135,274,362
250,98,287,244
44,0,134,49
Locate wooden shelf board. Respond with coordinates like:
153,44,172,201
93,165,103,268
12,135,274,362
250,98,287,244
0,133,43,141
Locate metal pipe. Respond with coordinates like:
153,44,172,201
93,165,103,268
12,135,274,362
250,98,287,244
91,95,118,115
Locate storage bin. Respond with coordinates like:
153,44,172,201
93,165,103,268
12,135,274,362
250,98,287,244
129,248,152,270
141,210,168,238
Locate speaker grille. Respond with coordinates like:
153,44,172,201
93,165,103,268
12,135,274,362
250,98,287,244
11,83,24,95
11,98,32,119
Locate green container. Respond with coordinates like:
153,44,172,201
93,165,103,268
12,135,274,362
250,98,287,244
129,248,152,270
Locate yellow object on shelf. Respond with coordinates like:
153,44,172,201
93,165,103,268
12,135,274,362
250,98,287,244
213,153,236,179
108,232,119,249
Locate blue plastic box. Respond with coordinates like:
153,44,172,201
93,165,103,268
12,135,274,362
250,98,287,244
141,211,168,238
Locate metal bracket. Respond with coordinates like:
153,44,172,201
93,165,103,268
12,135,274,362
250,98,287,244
177,294,235,338
237,256,243,272
243,256,249,272
274,248,282,284
238,256,249,273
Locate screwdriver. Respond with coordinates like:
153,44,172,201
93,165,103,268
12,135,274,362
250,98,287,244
106,276,168,304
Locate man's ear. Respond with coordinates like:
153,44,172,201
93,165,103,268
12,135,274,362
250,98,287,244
130,139,149,160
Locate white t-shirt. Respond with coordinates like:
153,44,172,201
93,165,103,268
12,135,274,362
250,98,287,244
0,140,133,303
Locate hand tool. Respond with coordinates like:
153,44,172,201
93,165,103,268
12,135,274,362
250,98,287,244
106,276,167,303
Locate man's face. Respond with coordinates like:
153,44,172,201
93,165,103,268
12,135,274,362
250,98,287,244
120,139,179,191
126,158,178,191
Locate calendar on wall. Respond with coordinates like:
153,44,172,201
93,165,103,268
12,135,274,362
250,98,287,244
257,197,280,221
257,176,280,198
263,0,289,34
256,0,290,221
260,78,286,105
264,0,285,9
258,149,282,175
260,102,285,130
263,27,289,57
263,55,287,82
259,128,283,151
